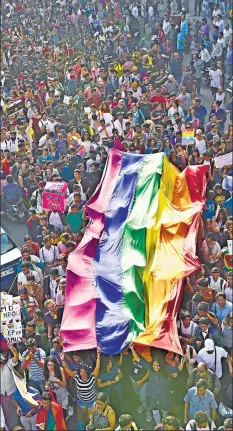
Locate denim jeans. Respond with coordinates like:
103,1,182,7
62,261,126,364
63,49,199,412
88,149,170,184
29,378,45,394
20,413,37,431
152,409,168,425
130,377,149,410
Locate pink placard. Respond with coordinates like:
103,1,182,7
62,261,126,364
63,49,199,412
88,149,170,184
42,191,66,212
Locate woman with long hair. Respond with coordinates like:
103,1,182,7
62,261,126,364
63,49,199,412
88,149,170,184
48,142,60,161
188,147,203,165
185,107,200,129
146,357,170,426
60,347,101,429
160,138,172,157
87,392,116,430
44,356,69,411
99,102,111,120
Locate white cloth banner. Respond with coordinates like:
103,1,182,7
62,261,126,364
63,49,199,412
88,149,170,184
214,152,233,169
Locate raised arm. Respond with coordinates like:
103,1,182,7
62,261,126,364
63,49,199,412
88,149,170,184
92,346,101,378
60,352,76,378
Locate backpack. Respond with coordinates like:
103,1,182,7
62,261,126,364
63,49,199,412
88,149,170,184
208,276,224,291
189,418,212,430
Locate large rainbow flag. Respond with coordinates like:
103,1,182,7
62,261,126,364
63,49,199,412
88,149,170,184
61,150,208,356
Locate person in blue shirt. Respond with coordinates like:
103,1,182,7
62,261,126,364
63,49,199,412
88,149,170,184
211,292,233,324
203,191,216,220
97,356,123,413
38,148,53,165
13,384,41,430
2,174,21,204
177,30,185,60
180,15,189,37
146,358,170,425
57,161,74,183
184,379,218,423
194,98,207,126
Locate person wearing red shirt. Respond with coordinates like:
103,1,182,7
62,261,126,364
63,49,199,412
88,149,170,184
1,150,11,176
150,88,166,109
83,87,102,108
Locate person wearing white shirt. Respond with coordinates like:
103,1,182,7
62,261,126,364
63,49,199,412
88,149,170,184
97,119,113,144
163,17,171,36
200,47,211,64
197,339,232,378
225,273,233,303
217,34,226,50
212,7,221,23
211,41,223,59
67,186,86,207
131,5,138,17
223,23,232,44
0,346,19,430
114,114,128,137
209,67,222,89
39,236,59,275
208,268,227,292
18,264,40,286
186,410,216,431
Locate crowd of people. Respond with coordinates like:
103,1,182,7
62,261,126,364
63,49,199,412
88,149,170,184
0,0,233,429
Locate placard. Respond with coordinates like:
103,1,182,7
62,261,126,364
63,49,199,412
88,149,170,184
0,304,22,343
214,152,233,169
182,129,195,146
228,240,233,256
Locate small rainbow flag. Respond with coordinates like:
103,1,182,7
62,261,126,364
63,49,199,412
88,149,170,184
182,129,195,146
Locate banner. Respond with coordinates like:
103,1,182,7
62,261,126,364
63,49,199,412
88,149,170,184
182,129,195,146
0,304,23,343
13,370,40,406
214,152,233,169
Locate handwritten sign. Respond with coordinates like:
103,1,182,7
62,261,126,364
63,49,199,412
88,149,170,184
228,240,233,256
182,129,195,146
214,152,233,169
0,304,22,343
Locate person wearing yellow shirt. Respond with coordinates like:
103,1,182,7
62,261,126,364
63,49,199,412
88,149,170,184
67,128,81,147
114,60,124,77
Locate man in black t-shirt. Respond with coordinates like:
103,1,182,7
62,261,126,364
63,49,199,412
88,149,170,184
129,343,152,422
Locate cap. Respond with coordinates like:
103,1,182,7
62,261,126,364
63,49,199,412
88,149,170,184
199,317,210,325
25,338,36,347
168,74,174,79
50,267,58,275
119,99,125,104
211,267,220,273
204,339,215,352
38,181,46,186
